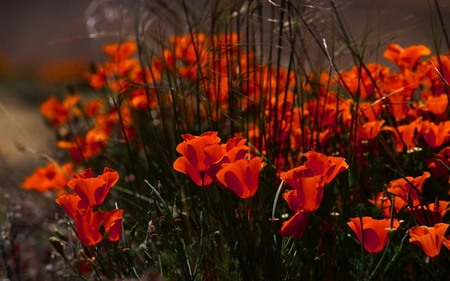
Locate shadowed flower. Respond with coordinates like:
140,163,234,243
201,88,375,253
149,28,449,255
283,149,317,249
407,201,450,226
280,211,308,239
409,223,449,258
173,131,221,186
67,168,119,208
215,157,265,199
348,217,399,253
426,146,450,180
73,208,124,247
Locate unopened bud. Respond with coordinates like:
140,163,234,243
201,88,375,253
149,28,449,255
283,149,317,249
49,237,65,256
54,228,68,242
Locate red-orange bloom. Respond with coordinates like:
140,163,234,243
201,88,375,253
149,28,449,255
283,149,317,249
22,162,73,193
173,131,221,186
280,211,309,239
348,217,399,254
73,208,124,247
67,168,119,208
215,157,265,199
409,223,449,258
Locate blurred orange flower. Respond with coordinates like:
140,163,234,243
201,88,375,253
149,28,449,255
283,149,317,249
424,94,448,116
409,223,449,258
102,40,137,61
383,43,431,71
348,217,399,253
22,162,73,193
40,94,80,126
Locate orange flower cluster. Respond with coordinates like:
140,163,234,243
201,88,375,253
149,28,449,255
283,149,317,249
279,151,348,239
55,168,123,247
173,131,265,199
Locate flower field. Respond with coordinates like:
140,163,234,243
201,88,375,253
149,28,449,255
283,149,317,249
2,0,450,280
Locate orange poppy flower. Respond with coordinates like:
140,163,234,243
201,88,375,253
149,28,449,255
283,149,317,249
409,223,449,258
282,175,324,212
215,157,265,199
280,211,309,240
348,217,399,254
67,168,119,208
73,208,124,247
22,162,73,193
173,131,222,186
386,171,430,207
